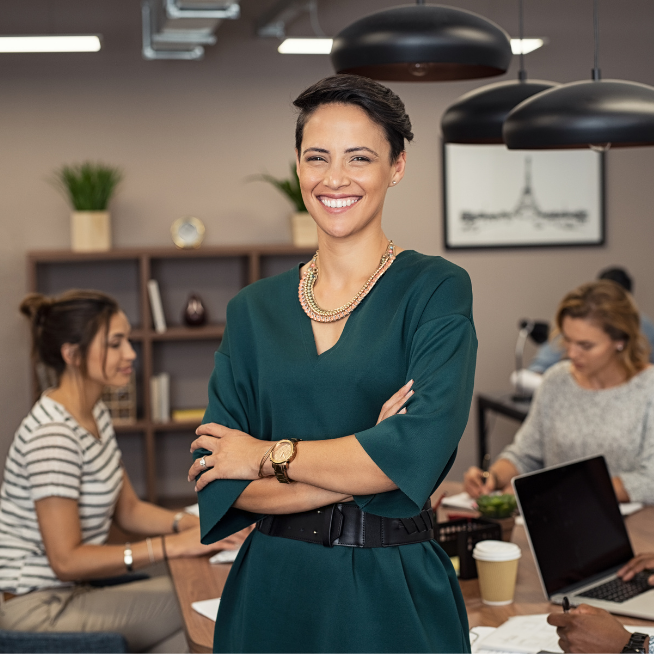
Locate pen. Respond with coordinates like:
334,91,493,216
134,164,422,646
562,596,570,613
481,453,491,484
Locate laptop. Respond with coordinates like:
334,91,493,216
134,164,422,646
512,455,654,620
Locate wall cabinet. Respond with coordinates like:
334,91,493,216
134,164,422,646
28,245,314,504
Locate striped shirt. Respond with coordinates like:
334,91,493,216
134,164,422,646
0,395,123,594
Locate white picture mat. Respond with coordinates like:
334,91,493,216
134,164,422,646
444,144,604,248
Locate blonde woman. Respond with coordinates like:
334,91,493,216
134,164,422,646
465,280,654,503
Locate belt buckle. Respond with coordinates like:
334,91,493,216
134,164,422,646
322,504,337,547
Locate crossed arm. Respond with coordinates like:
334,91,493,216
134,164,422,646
188,381,414,515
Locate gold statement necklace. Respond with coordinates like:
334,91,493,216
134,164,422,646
298,241,396,323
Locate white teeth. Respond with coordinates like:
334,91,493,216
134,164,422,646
321,197,359,208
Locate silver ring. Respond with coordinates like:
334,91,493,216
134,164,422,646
199,457,207,469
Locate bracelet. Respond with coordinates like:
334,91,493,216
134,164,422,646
146,537,155,565
172,511,184,534
124,543,133,572
161,535,168,562
258,443,276,478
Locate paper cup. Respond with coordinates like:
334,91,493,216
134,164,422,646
473,540,521,605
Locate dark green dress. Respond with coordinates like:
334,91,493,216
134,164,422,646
197,250,477,653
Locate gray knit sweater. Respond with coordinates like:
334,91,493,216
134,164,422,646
500,361,654,504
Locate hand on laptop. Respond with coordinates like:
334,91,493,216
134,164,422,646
618,552,654,585
547,604,634,653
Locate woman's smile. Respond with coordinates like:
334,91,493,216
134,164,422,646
318,194,361,212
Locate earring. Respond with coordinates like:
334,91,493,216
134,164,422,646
616,343,624,352
392,181,397,185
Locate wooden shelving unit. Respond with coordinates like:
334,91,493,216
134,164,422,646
27,245,315,503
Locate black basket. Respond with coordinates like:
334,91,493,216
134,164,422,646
436,518,502,579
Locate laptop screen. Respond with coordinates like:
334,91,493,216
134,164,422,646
513,456,634,596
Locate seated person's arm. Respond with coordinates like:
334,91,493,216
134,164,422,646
463,458,520,498
547,604,639,653
36,479,246,582
612,476,630,503
113,471,198,535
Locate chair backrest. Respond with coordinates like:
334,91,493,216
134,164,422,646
0,629,128,653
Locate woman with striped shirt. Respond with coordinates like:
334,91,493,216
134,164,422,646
0,290,246,652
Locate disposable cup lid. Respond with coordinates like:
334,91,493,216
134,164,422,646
472,540,521,562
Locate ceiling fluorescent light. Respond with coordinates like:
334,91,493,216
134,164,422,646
0,35,101,53
511,38,545,55
278,38,332,55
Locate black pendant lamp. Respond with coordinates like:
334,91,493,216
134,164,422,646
441,0,557,144
503,0,654,149
330,1,512,83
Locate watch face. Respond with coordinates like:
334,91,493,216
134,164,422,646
271,440,293,464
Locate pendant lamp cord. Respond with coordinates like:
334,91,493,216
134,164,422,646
592,0,601,80
518,0,526,81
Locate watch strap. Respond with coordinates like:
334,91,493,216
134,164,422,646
622,633,649,653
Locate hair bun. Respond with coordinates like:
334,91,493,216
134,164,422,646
20,293,53,326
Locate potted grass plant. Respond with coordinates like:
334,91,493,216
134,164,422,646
53,162,123,252
251,163,317,247
476,494,518,542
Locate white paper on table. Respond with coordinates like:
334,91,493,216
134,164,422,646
474,614,654,654
441,492,477,510
191,597,221,622
209,548,240,564
620,502,644,516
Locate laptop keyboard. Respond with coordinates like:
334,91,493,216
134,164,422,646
578,571,652,603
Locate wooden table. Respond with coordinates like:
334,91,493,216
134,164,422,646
169,481,654,652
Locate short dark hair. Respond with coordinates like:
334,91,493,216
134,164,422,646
293,74,414,163
20,290,119,381
598,266,633,293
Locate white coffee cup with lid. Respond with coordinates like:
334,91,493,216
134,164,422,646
473,540,521,605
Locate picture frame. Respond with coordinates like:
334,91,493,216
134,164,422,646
442,143,605,250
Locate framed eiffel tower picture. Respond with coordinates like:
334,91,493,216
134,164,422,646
442,143,605,249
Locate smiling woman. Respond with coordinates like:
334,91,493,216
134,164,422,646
190,75,478,653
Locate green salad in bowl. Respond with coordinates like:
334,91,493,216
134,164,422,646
476,493,517,519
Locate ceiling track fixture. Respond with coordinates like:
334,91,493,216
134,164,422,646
330,1,512,82
441,0,557,144
141,0,240,61
503,0,654,149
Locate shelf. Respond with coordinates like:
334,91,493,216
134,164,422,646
28,244,306,504
153,420,202,432
113,420,147,433
150,324,226,341
28,244,317,263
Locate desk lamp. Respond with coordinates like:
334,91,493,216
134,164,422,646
514,319,549,401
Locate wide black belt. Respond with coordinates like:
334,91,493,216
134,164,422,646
257,501,434,548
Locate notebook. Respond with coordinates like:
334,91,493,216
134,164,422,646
512,455,654,620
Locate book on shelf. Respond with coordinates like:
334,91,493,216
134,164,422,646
171,408,206,423
150,372,170,422
147,279,167,334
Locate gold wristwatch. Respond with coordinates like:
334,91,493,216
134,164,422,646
270,439,300,483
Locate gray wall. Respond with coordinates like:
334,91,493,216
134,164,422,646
2,0,654,495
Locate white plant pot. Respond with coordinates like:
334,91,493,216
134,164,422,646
71,211,112,252
291,212,318,247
